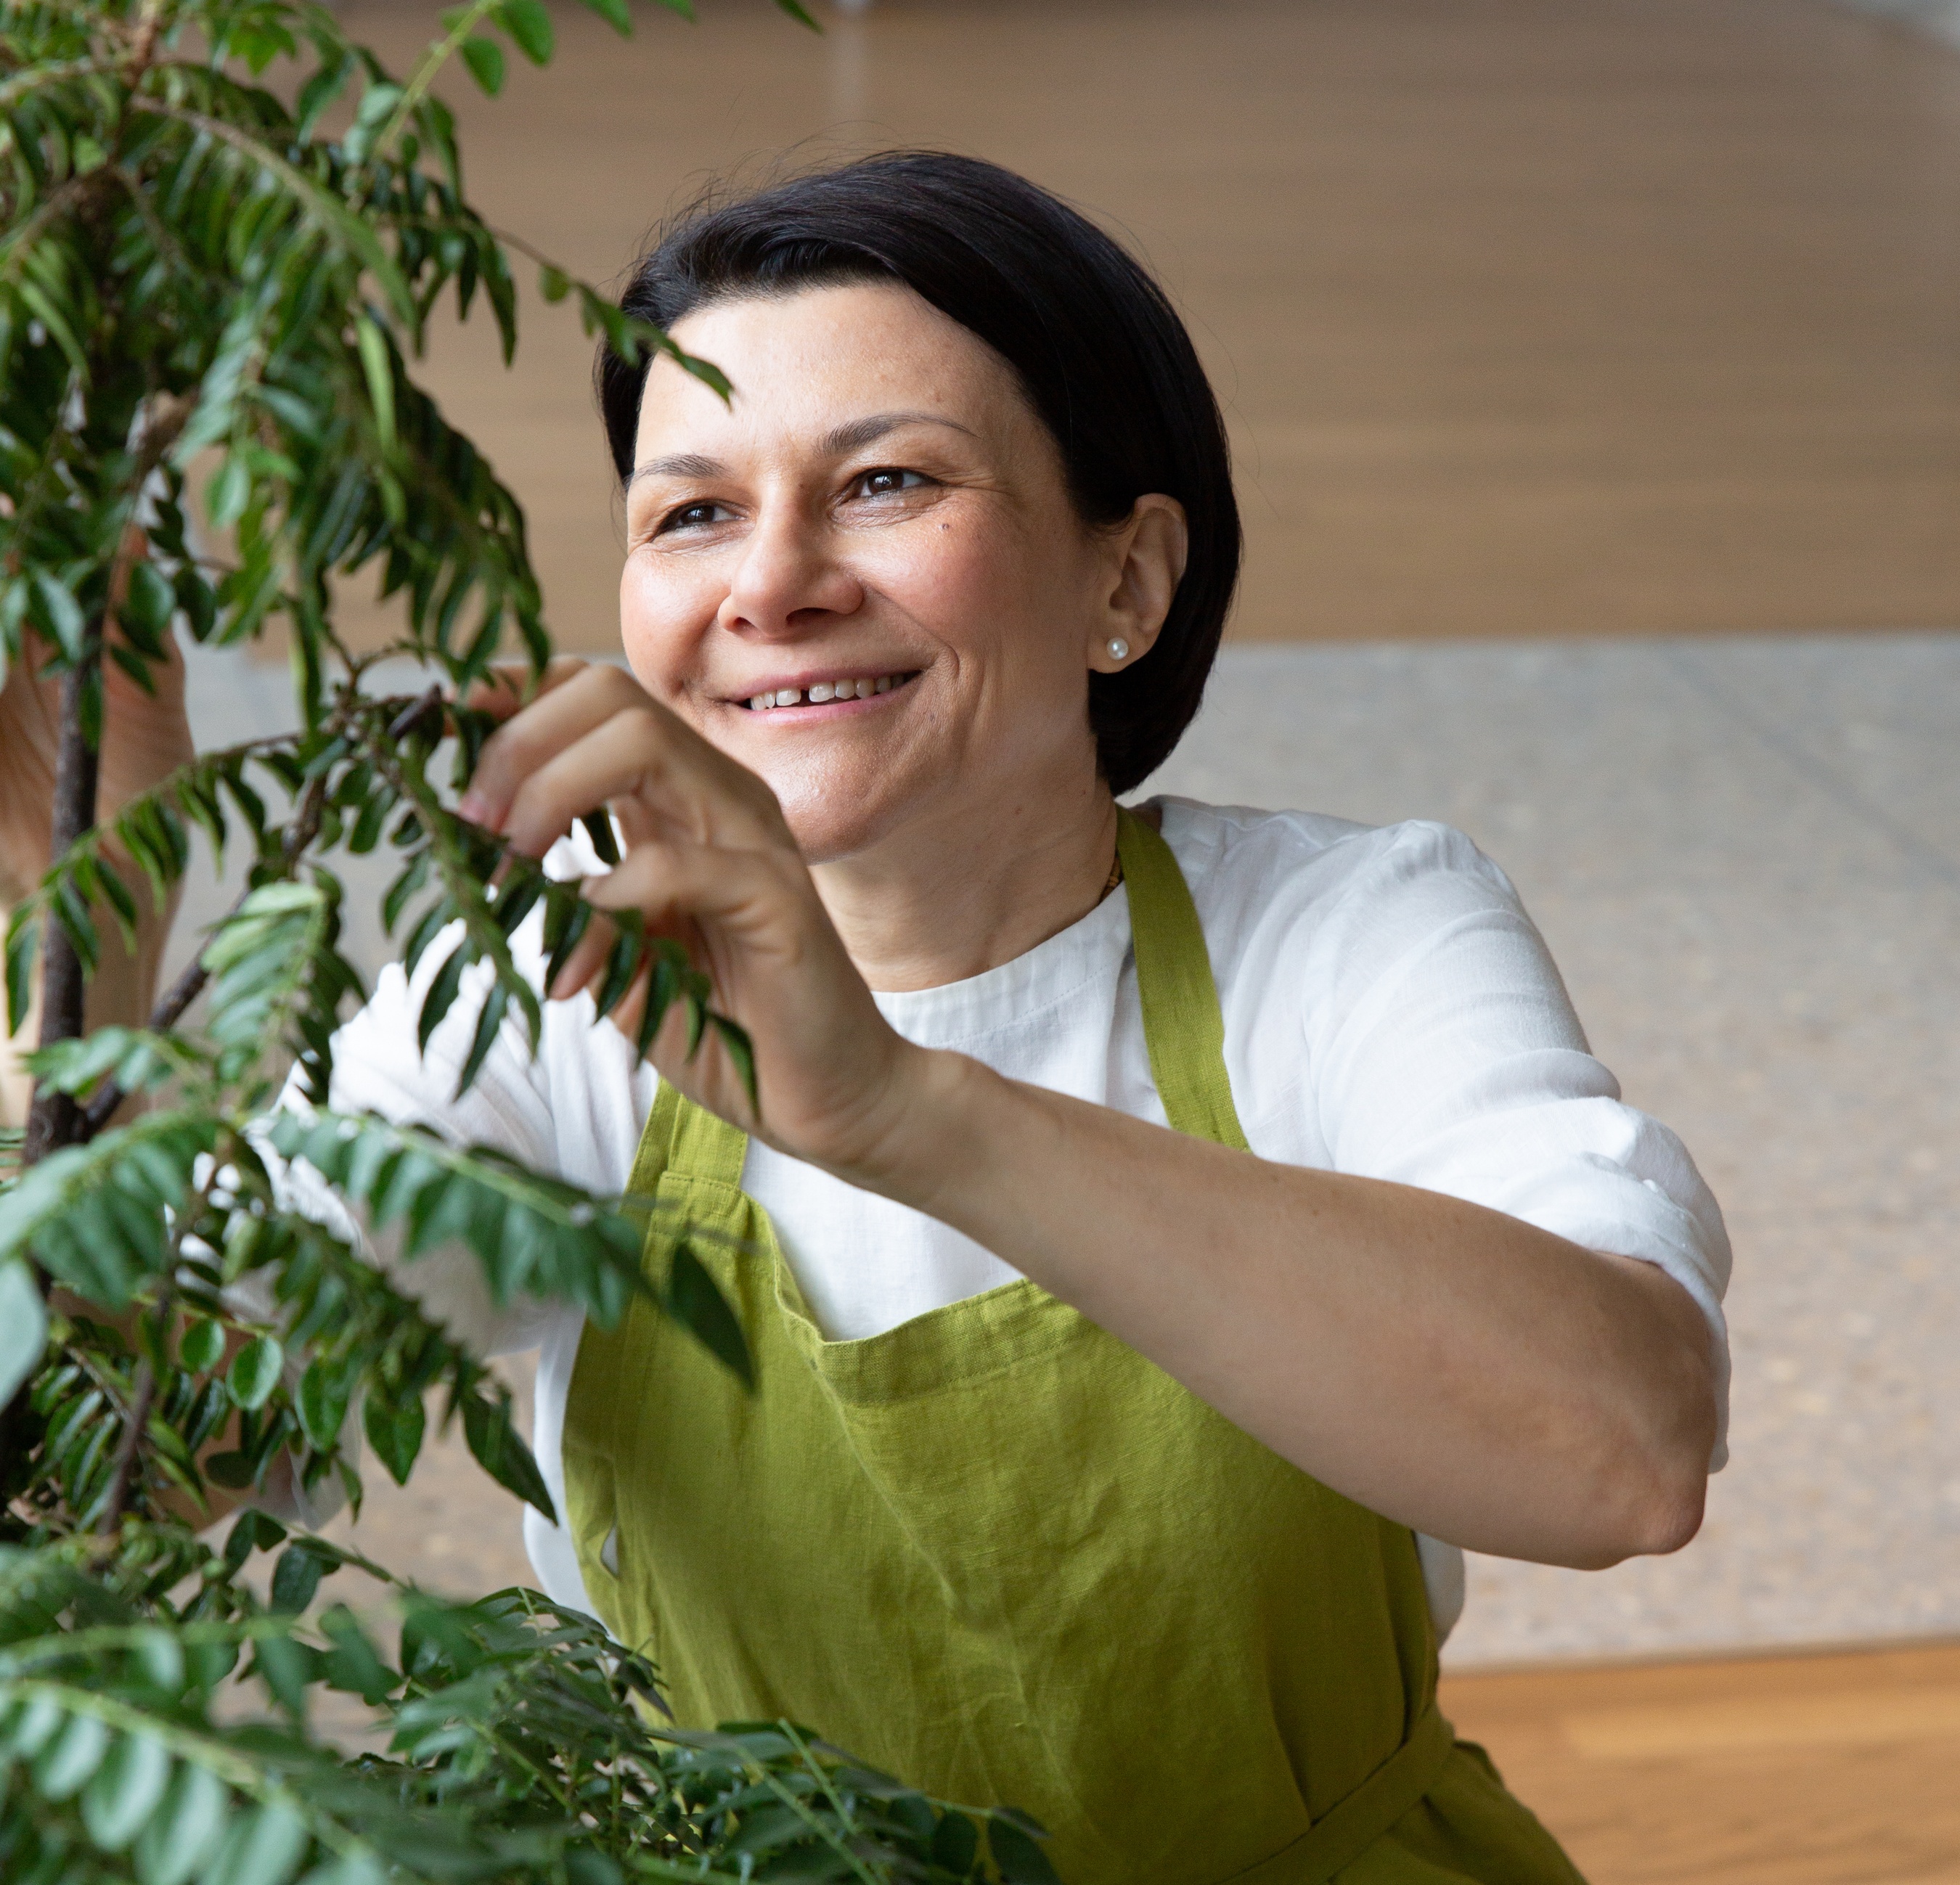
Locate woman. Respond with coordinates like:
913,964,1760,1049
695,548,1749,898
7,153,1730,1882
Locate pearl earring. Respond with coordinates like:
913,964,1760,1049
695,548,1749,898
1107,637,1130,662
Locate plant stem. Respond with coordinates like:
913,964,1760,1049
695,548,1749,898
95,1354,157,1536
21,623,105,1168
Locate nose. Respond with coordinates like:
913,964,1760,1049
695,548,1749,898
718,501,865,641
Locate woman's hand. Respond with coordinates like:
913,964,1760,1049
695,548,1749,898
457,661,923,1179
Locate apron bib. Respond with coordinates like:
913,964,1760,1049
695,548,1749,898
563,811,1585,1885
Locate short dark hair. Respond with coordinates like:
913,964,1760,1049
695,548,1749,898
596,152,1240,795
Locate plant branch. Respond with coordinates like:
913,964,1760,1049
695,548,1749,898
126,0,170,77
94,1353,157,1534
20,621,105,1167
377,0,500,155
78,730,340,1143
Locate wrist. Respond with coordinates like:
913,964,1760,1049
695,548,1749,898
833,1041,1003,1216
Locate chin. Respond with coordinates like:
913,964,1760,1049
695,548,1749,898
762,758,926,865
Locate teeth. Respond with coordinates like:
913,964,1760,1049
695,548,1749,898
747,674,908,710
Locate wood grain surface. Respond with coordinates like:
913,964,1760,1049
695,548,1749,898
320,0,1960,651
1442,1642,1960,1884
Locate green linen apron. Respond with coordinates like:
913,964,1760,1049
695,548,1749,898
563,810,1585,1885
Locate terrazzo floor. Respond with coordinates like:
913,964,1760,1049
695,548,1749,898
172,629,1960,1667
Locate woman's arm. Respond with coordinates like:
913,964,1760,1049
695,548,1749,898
865,1055,1717,1569
0,634,193,1127
457,663,1722,1573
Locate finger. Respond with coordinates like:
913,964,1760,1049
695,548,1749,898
499,703,788,862
583,838,803,956
546,911,618,1003
456,663,655,830
460,655,589,724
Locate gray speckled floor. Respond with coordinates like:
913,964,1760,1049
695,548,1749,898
1151,634,1960,1666
176,631,1960,1666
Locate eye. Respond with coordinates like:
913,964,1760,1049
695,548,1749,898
850,467,931,499
654,499,734,536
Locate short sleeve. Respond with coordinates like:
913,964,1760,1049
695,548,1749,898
1302,821,1733,1465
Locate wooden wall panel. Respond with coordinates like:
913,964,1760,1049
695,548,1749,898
323,0,1960,649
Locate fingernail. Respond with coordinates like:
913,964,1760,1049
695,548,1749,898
457,790,490,825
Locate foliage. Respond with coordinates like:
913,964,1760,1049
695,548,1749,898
0,0,1053,1878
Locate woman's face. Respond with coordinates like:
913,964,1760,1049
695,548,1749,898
620,281,1180,863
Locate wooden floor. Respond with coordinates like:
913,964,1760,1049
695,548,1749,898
1441,1642,1960,1884
326,0,1960,650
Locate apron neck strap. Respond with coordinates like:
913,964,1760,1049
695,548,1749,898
1116,806,1251,1153
636,804,1251,1191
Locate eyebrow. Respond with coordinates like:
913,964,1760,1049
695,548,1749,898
626,411,977,487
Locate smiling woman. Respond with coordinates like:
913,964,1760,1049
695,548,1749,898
324,154,1731,1881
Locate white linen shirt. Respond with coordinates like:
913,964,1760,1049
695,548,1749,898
320,798,1732,1640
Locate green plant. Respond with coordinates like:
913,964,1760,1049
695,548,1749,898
0,0,1055,1878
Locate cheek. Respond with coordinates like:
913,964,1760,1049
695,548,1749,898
875,510,1080,671
618,553,713,704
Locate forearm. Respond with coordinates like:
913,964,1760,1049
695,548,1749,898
870,1046,1717,1569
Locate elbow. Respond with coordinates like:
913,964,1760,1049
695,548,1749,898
1577,1399,1717,1569
1555,1459,1707,1571
1620,1459,1708,1561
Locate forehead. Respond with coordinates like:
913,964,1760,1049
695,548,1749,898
632,281,1029,459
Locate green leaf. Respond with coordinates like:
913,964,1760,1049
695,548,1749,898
296,1359,353,1451
224,1510,287,1571
667,1243,752,1388
354,314,396,455
251,1637,317,1723
363,1389,425,1485
34,1709,110,1800
81,1731,173,1852
298,1856,385,1885
417,944,470,1052
270,1543,325,1616
179,1317,226,1375
133,1762,230,1885
460,1392,556,1520
498,0,555,63
0,1262,49,1409
208,455,251,531
988,1810,1061,1885
930,1810,980,1873
772,0,822,25
319,1606,393,1706
227,1336,285,1411
452,982,508,1099
31,570,86,661
203,1798,309,1885
6,912,38,1036
578,0,633,30
710,1013,759,1117
459,36,505,94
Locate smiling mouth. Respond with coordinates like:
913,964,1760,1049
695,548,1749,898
743,670,920,711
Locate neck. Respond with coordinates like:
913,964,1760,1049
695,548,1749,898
811,769,1121,993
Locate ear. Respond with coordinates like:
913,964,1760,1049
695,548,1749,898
1086,494,1189,674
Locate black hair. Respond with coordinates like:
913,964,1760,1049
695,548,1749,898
597,151,1240,795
